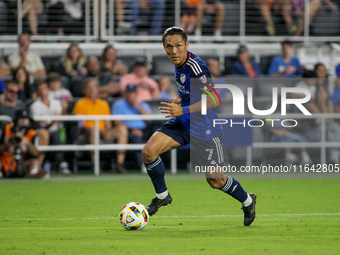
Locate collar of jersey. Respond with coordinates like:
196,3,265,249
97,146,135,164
176,51,191,70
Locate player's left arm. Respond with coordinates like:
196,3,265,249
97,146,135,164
159,65,219,117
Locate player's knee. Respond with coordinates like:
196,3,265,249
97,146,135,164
142,145,158,163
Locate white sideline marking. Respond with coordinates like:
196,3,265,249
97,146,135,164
3,213,340,222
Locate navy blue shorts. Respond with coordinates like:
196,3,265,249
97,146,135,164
157,117,225,167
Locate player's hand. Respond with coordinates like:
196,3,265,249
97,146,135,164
169,96,181,105
159,102,183,118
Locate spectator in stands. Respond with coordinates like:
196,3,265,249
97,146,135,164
80,56,120,98
127,0,165,35
291,0,335,36
0,82,24,119
0,109,47,179
268,40,303,78
56,43,87,77
13,67,36,102
331,63,340,112
206,58,230,100
194,0,225,39
181,0,197,34
115,0,132,35
231,45,263,78
0,58,11,77
314,62,329,88
21,0,44,35
292,70,317,101
47,72,73,114
254,0,301,36
307,85,340,164
7,34,46,78
30,80,71,175
100,45,128,76
158,76,176,101
120,57,159,102
0,81,48,168
112,84,152,171
47,0,84,35
72,77,129,173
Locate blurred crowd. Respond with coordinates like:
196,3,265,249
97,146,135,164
1,32,340,178
0,0,339,38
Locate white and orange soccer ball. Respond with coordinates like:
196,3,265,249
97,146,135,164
119,202,149,230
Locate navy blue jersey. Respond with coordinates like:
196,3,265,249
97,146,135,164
174,51,222,140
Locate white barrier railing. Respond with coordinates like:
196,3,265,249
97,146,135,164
2,113,340,175
31,114,173,176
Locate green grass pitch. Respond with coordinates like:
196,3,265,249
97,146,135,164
0,174,339,255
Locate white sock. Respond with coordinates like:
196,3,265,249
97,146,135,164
242,193,253,207
156,190,169,199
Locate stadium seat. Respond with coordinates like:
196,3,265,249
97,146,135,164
259,55,275,75
41,55,61,73
151,55,174,75
223,56,238,75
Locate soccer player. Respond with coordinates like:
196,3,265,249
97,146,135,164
142,27,257,226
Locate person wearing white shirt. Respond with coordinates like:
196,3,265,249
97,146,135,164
7,34,46,78
30,80,71,175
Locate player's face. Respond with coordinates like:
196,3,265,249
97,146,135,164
163,35,189,67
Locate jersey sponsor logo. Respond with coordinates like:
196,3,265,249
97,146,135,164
206,129,211,135
180,73,186,84
199,75,207,84
176,81,190,94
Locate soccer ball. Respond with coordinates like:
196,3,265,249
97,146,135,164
119,202,149,230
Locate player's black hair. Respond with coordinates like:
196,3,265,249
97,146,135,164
162,27,187,44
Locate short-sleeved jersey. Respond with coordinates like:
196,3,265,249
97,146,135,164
174,51,222,140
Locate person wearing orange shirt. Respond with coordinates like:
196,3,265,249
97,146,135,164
0,109,47,178
231,45,263,77
73,77,129,172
